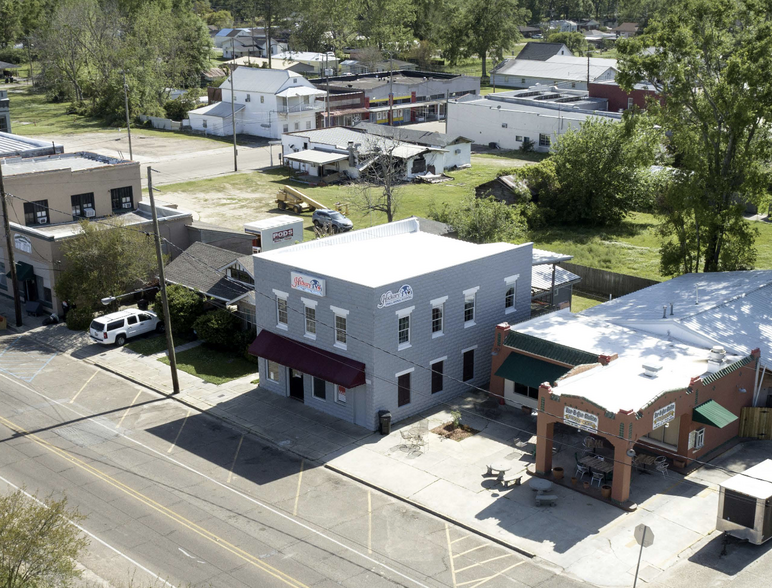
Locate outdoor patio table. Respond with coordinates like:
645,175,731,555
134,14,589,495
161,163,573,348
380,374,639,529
528,478,553,493
579,455,613,474
488,461,513,478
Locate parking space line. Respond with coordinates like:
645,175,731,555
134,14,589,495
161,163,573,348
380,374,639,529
293,459,305,516
451,535,471,545
70,371,99,404
168,410,191,454
367,489,373,554
27,352,57,382
455,554,513,573
116,390,143,428
227,434,244,483
458,561,524,588
454,544,486,558
445,523,458,588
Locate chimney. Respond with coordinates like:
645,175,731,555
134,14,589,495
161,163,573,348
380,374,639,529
670,302,674,316
492,323,510,355
347,141,356,166
642,364,662,378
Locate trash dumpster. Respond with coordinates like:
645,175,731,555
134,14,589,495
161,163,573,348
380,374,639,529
378,410,392,435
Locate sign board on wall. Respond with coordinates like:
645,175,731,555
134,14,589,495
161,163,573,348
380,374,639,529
272,228,294,243
653,402,676,430
564,406,599,433
377,285,413,309
291,271,325,297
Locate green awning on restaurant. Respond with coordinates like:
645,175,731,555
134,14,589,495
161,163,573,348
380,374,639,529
5,262,34,282
693,400,738,429
494,352,571,389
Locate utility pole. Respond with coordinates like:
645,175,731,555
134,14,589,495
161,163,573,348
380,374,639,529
587,51,590,89
25,37,33,87
388,55,394,126
325,53,331,128
266,3,273,70
147,168,180,395
0,164,22,327
122,71,133,161
228,54,238,172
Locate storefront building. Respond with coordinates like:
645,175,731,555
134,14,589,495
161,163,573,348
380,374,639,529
249,218,534,430
493,312,759,505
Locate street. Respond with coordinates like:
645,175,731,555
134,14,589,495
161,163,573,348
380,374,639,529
0,333,575,588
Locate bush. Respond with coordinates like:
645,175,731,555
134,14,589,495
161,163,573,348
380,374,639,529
65,307,94,331
193,309,240,350
153,284,204,336
164,91,199,121
520,137,535,153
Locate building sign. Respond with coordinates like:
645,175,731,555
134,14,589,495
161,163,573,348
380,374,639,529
13,235,32,254
564,406,598,433
272,228,294,243
291,271,325,297
336,385,347,404
653,402,676,430
377,284,413,309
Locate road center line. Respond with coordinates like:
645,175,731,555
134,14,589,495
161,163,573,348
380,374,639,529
168,409,191,454
0,368,433,588
227,434,244,483
70,371,99,404
293,459,305,516
117,390,143,428
445,523,458,588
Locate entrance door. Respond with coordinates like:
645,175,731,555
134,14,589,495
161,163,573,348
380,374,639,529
289,369,304,402
353,388,368,428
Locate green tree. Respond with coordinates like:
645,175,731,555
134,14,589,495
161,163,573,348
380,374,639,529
463,0,528,79
205,9,232,28
0,0,22,48
537,117,659,226
292,0,357,52
193,308,241,350
358,0,417,49
55,218,159,313
153,284,204,335
618,0,772,272
430,196,527,243
0,489,89,588
546,31,588,55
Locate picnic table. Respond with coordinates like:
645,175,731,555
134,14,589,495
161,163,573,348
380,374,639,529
528,478,553,493
487,461,513,478
580,455,613,474
634,454,657,474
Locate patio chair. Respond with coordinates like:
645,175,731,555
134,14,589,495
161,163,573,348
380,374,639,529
590,471,604,487
575,464,589,480
655,462,669,477
654,455,667,464
399,430,415,451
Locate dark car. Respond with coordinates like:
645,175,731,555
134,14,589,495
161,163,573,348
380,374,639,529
312,209,354,233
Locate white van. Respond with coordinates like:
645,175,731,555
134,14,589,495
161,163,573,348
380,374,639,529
89,309,162,346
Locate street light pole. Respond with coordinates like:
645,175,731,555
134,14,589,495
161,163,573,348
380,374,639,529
228,52,238,172
122,71,133,161
0,164,23,327
147,167,180,395
389,54,394,126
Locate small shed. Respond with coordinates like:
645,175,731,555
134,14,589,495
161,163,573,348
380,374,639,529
717,459,772,545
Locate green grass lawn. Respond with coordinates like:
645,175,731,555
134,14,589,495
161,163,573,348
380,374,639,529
571,293,604,313
126,333,195,356
158,345,258,385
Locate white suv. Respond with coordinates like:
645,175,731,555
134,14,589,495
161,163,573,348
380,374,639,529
89,309,162,346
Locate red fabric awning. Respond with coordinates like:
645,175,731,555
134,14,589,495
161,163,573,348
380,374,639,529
248,330,366,389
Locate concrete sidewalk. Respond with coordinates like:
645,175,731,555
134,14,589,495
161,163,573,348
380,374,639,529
10,315,766,587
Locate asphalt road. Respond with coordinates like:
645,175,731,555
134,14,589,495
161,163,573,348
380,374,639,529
0,333,579,588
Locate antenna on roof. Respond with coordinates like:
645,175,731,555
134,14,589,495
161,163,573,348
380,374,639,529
695,286,699,305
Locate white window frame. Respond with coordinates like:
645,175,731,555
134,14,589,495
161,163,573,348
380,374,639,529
430,296,447,338
463,287,479,328
504,274,519,314
689,428,706,451
396,306,414,351
273,289,289,330
302,297,318,339
331,305,349,350
283,124,289,133
267,360,280,382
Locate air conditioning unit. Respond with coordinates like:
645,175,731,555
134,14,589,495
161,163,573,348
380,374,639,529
122,202,132,209
37,218,48,224
84,208,96,218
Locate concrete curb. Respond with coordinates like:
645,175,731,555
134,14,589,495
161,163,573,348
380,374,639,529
324,463,536,559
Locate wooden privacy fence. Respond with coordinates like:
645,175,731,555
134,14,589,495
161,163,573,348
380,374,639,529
739,407,772,440
559,262,660,300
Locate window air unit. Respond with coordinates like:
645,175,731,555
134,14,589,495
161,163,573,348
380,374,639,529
123,202,132,209
38,218,48,224
84,208,96,218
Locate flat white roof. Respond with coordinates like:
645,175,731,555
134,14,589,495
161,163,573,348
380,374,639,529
244,215,303,233
258,218,529,287
721,459,772,499
514,312,738,413
283,150,348,165
1,152,132,176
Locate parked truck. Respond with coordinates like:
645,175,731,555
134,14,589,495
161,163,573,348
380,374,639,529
244,216,304,254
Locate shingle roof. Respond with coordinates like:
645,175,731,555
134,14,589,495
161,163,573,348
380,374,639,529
502,330,599,366
516,42,573,61
164,242,250,303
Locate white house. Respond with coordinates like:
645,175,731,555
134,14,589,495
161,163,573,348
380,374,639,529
281,123,472,181
447,87,621,152
492,55,618,90
550,20,578,32
187,68,326,139
271,51,339,75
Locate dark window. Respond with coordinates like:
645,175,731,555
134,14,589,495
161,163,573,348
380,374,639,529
723,489,757,528
230,267,254,285
431,361,443,394
71,193,95,219
138,313,152,322
397,372,411,407
539,134,551,147
23,200,49,226
107,320,124,331
514,382,539,399
43,287,52,303
464,296,475,322
90,320,105,331
111,186,134,212
462,349,474,382
431,305,443,333
505,285,515,309
127,315,137,325
313,377,326,400
398,315,410,345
